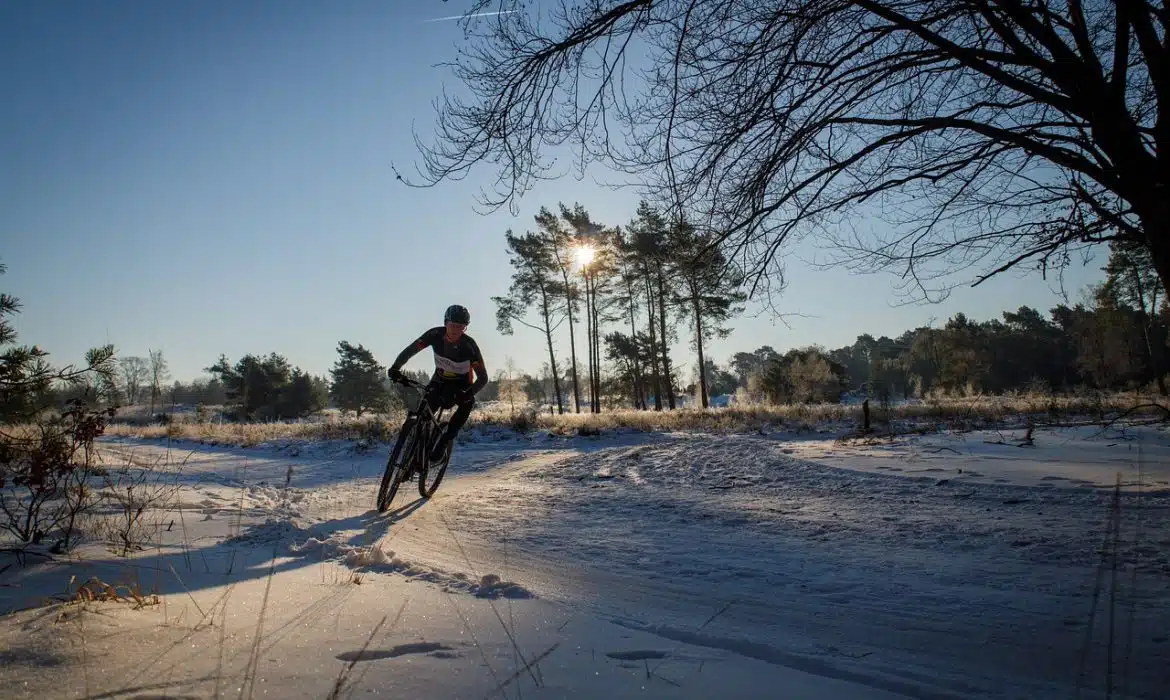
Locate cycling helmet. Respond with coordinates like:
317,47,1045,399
444,304,471,325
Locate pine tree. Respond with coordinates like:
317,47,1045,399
535,206,584,412
494,230,567,413
284,369,329,417
1100,240,1168,394
207,352,315,420
328,341,390,417
559,203,619,413
626,201,680,409
611,231,648,409
670,217,746,408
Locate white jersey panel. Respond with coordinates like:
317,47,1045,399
434,351,471,375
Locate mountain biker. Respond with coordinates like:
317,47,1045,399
387,304,488,462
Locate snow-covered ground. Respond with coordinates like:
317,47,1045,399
1,422,1168,699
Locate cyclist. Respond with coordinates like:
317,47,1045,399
387,304,488,461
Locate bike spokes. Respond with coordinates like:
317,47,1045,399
377,421,418,512
419,441,452,498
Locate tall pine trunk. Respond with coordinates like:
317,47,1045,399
1132,275,1168,396
555,253,582,413
643,275,664,411
655,268,675,409
539,285,565,413
586,273,598,412
567,298,581,412
1124,263,1168,396
691,281,709,409
592,274,602,413
583,273,593,411
625,275,646,409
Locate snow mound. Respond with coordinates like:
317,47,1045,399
222,518,312,545
289,535,535,599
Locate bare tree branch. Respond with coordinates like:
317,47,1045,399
404,0,1170,302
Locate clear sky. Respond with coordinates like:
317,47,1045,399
1,1,1105,387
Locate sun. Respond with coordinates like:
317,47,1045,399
574,244,595,269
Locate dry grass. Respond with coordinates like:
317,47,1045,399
60,575,160,610
100,391,1169,447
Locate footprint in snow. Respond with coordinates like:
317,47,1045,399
336,643,457,662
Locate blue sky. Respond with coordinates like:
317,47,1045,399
1,1,1104,386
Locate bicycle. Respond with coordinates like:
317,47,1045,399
376,377,455,512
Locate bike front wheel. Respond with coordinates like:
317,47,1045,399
377,418,419,512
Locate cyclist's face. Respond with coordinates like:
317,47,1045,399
445,321,467,340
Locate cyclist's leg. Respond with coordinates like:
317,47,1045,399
430,382,472,459
446,391,474,440
413,381,443,472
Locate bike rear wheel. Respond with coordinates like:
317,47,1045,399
418,442,451,498
377,418,419,512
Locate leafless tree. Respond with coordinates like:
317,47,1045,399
399,0,1170,303
148,348,169,417
118,356,149,405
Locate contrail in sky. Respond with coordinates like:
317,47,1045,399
423,10,518,23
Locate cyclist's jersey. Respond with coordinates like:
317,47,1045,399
394,327,488,390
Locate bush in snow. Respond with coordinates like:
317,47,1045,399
0,261,118,553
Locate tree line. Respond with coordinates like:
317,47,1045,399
494,203,1169,412
730,287,1168,407
31,232,1170,422
187,342,426,421
41,342,399,422
9,228,1167,428
819,240,1168,402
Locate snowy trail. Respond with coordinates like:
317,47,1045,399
385,432,1170,699
1,425,1168,699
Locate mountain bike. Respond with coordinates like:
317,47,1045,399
376,377,454,512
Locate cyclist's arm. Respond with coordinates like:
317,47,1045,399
467,340,488,395
390,328,440,372
469,360,488,394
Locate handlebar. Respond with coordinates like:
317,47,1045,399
390,374,426,391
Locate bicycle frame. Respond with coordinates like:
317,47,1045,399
396,378,449,469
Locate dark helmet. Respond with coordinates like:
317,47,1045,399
444,304,471,325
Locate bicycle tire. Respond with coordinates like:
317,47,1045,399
377,418,418,512
418,442,451,498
